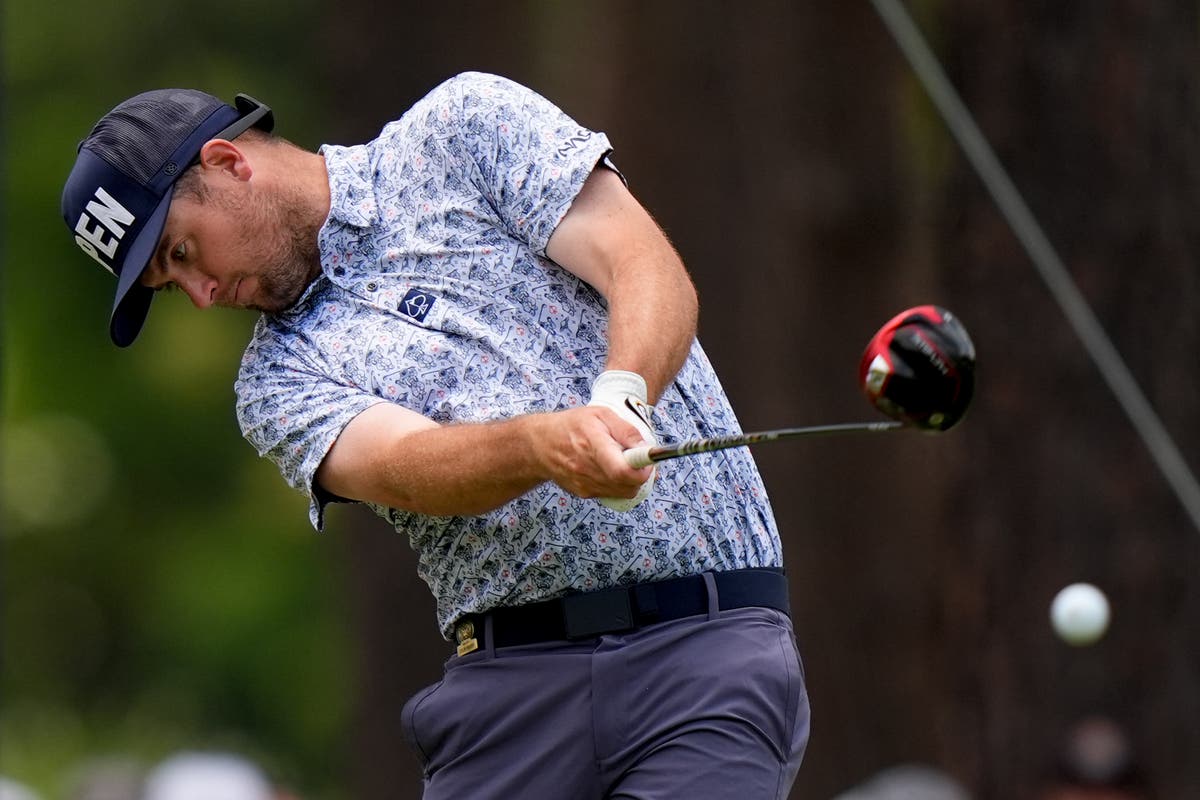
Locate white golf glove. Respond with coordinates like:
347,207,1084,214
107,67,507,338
587,370,657,511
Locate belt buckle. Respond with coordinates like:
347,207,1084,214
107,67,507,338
455,618,479,656
562,587,634,640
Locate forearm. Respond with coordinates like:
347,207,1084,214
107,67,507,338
601,238,698,403
317,404,653,517
370,416,548,516
546,167,699,403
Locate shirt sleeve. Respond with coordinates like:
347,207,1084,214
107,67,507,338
443,72,615,255
235,330,386,531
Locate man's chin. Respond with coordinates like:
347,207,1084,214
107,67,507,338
255,261,318,314
252,287,307,314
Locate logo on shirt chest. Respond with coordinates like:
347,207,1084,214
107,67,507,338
399,288,435,322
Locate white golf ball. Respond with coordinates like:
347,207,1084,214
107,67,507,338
1050,583,1110,646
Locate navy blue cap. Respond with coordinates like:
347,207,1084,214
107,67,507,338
62,90,274,346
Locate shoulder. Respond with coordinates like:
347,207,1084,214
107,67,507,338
371,73,550,159
416,72,553,121
237,313,320,385
401,72,507,119
428,71,533,101
368,72,495,146
343,73,538,149
238,317,290,377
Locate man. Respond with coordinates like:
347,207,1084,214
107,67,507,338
62,73,808,799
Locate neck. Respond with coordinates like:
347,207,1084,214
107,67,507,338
240,139,331,296
249,139,331,231
293,149,332,229
299,151,331,287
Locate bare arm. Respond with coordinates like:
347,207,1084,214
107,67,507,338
546,166,699,403
315,401,652,516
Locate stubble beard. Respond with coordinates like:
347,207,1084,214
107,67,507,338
228,185,323,313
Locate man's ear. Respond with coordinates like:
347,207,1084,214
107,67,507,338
197,139,252,180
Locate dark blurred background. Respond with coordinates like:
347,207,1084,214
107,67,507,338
4,1,1199,798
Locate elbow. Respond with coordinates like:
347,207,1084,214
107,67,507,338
673,266,699,338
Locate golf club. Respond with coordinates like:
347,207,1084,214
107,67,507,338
623,304,976,469
623,421,905,468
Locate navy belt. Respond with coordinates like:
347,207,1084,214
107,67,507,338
453,567,789,654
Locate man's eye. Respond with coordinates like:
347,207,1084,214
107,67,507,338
171,242,187,261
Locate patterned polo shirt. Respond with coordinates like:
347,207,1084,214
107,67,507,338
235,72,782,637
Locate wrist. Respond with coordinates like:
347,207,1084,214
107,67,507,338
590,370,648,403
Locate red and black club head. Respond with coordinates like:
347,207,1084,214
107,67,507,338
859,305,976,432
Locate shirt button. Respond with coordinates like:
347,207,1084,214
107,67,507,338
366,282,378,292
334,266,346,277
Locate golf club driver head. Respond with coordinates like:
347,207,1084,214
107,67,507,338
859,305,976,431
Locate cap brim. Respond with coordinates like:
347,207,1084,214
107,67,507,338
109,189,172,347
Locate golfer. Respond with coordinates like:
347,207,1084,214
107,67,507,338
62,72,808,799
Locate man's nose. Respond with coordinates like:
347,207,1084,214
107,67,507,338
179,271,218,309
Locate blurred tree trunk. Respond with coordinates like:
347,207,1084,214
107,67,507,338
935,1,1200,797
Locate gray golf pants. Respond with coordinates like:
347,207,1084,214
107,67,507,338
401,601,809,798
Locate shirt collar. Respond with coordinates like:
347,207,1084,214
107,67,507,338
319,142,378,229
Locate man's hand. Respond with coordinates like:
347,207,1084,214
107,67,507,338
317,400,655,517
533,403,655,504
585,370,657,510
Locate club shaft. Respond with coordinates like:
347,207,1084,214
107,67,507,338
623,421,906,468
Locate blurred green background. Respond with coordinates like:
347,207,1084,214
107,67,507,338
3,0,350,795
5,2,1200,799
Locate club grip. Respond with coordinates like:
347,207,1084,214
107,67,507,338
623,445,655,469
